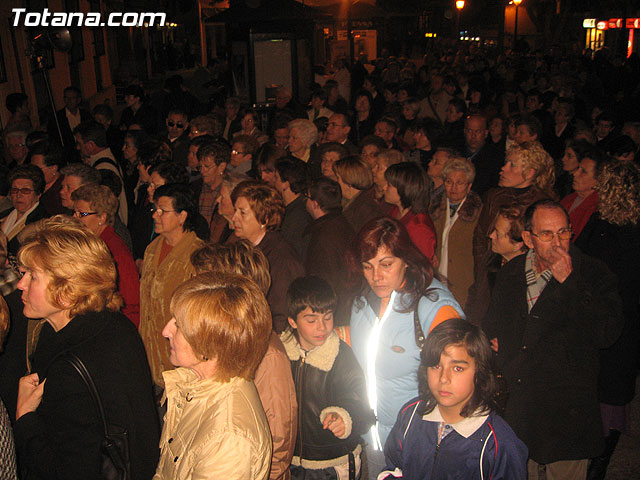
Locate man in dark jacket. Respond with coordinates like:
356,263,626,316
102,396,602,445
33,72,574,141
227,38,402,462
302,178,355,326
483,200,623,480
464,114,503,197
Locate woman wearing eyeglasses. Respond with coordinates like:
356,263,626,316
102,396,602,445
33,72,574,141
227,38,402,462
71,184,140,327
1,165,48,258
139,183,205,390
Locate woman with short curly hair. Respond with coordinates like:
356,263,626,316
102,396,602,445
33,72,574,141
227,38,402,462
231,180,304,333
472,141,555,273
14,216,159,479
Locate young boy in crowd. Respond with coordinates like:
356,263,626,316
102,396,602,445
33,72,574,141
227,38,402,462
281,276,374,480
379,318,528,479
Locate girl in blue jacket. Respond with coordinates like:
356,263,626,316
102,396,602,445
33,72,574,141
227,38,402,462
379,318,528,480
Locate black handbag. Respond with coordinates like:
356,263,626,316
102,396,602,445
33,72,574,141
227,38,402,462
62,352,131,480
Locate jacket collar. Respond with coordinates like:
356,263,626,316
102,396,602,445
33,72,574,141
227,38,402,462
423,405,489,438
280,329,340,372
162,367,244,401
431,189,482,222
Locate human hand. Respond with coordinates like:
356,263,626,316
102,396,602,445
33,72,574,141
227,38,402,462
16,373,46,420
322,412,346,438
548,245,572,283
490,337,499,352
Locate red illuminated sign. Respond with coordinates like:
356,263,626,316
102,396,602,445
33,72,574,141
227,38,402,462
608,18,622,29
626,18,640,29
597,21,608,30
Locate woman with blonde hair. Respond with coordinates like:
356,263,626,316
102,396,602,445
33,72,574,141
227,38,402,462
14,216,159,479
472,141,554,272
71,184,140,326
190,241,297,480
155,272,272,479
332,156,381,233
574,160,640,480
231,181,304,333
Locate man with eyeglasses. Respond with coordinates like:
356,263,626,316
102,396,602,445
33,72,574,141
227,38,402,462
483,199,623,480
228,135,258,176
463,114,503,197
165,109,190,167
325,113,357,154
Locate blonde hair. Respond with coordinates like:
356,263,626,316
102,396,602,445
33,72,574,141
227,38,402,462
170,272,271,382
506,141,555,197
71,184,119,226
0,297,9,352
333,156,373,190
597,160,640,226
17,215,122,318
190,240,271,294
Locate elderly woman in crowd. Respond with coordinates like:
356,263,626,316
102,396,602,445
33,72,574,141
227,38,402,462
574,160,640,480
71,184,140,327
231,181,304,333
155,272,272,479
1,165,48,258
333,156,381,233
348,217,463,476
473,141,555,272
560,145,608,242
371,149,403,201
190,241,297,480
465,205,526,326
287,119,318,165
383,162,437,264
14,216,159,479
139,183,205,388
317,142,349,181
430,157,482,306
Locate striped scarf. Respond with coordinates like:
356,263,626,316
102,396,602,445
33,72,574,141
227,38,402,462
525,249,553,313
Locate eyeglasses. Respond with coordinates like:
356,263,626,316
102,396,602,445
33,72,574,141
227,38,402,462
327,122,346,128
530,229,572,242
190,129,201,135
231,150,247,155
73,211,98,218
9,187,35,195
444,180,469,188
9,143,26,148
167,121,185,128
150,205,177,216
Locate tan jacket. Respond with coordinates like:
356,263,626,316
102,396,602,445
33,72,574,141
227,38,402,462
432,190,482,306
155,368,272,480
254,332,297,480
139,231,204,386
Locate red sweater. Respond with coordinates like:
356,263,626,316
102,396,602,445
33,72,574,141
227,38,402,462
101,225,141,327
560,191,598,242
389,206,437,263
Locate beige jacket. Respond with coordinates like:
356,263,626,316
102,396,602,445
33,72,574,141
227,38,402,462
139,232,204,386
155,368,272,480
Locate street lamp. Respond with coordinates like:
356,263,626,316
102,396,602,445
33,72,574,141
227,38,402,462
455,1,465,40
512,0,522,49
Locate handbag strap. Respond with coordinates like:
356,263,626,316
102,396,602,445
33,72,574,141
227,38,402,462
413,307,425,350
61,352,109,437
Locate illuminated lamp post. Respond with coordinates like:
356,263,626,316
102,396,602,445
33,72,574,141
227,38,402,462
513,0,523,49
455,0,465,40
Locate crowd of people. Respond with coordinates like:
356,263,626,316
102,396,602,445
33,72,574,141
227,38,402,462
0,43,639,479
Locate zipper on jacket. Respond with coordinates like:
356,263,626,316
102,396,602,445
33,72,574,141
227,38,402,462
295,356,306,459
429,443,441,480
